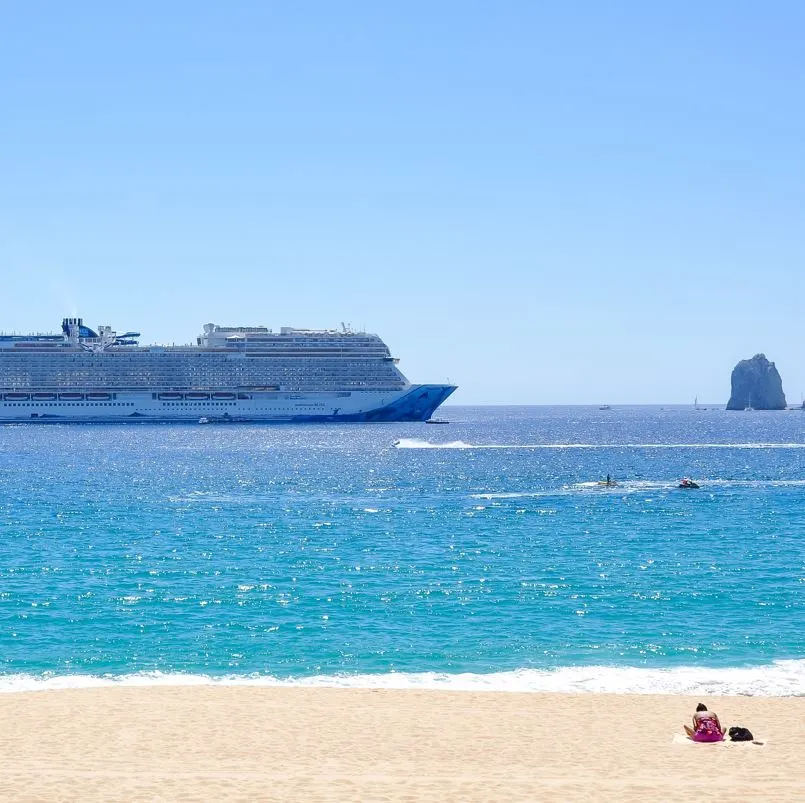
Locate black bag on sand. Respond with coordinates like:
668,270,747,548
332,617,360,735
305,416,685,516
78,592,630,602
728,726,754,741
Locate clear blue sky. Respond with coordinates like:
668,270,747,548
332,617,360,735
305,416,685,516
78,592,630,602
1,1,803,404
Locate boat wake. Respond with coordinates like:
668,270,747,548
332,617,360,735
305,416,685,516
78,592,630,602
394,438,475,449
470,479,805,499
395,439,805,450
2,660,804,696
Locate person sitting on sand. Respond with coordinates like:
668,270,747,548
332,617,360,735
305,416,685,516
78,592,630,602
684,703,725,742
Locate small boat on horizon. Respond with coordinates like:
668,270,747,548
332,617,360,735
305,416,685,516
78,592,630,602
426,419,449,424
598,405,611,411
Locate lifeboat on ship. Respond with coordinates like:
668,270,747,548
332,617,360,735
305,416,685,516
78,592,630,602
32,393,57,401
212,392,236,400
86,392,111,400
158,392,183,400
4,392,30,401
58,393,84,400
186,392,210,400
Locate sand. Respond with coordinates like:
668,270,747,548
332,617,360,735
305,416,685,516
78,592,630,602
0,687,802,802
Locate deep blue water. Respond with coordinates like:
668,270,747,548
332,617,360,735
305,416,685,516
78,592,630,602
1,406,804,693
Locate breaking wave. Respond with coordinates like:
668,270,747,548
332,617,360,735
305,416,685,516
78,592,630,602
2,660,804,696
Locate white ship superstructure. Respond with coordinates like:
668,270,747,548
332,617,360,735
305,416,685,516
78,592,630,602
0,318,456,423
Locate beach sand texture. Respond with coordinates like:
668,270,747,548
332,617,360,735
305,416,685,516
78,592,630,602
0,687,802,802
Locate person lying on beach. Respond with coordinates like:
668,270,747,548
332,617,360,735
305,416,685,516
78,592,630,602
684,703,725,742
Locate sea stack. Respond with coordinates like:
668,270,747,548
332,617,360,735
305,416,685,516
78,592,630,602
726,354,786,410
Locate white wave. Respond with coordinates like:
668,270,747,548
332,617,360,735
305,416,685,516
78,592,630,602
395,439,805,450
471,492,547,499
394,438,475,449
470,479,805,499
2,661,804,696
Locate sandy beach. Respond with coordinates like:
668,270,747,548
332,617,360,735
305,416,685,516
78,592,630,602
0,687,802,802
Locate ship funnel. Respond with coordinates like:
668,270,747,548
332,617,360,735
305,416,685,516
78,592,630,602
62,317,82,345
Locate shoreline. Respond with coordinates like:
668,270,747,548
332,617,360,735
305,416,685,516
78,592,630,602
1,687,803,801
2,658,805,696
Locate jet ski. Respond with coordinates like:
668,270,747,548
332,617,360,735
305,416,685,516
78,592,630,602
597,475,618,487
678,478,700,489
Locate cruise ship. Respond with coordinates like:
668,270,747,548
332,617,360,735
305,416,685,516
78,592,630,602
0,318,456,423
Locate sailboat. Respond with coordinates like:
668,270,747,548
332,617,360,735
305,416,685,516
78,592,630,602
745,393,755,412
694,396,707,411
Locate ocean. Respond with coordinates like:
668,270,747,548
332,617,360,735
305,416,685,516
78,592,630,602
1,406,804,695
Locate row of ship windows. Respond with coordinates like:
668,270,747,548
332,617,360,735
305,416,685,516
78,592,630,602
2,403,336,410
2,402,135,407
0,373,404,389
2,383,402,392
4,355,393,361
3,364,398,373
5,364,399,372
162,402,236,407
6,369,396,375
164,407,327,411
11,350,388,359
3,376,402,385
2,364,402,373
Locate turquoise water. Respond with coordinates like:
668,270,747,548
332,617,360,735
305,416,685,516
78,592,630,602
1,406,804,694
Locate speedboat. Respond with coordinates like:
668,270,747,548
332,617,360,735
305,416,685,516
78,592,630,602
198,417,211,424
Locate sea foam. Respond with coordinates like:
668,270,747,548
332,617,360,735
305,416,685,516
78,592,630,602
3,661,804,696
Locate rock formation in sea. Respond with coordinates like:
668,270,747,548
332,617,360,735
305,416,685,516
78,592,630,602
726,354,786,410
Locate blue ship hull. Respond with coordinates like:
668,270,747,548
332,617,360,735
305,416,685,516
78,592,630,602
0,384,457,424
321,384,457,423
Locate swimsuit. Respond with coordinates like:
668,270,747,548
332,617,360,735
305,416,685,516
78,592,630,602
692,717,723,742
